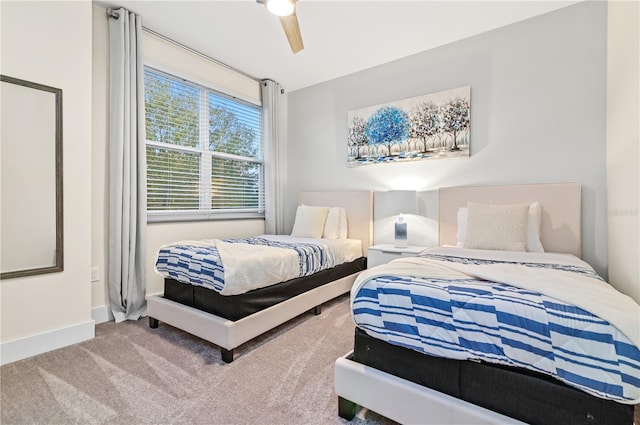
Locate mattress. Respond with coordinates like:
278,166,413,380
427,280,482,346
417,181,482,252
156,235,363,295
164,257,366,321
351,247,640,404
352,327,635,425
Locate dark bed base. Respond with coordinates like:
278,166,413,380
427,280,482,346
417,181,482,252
347,327,635,425
161,257,366,321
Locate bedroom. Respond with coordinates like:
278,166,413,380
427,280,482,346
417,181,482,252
1,0,638,423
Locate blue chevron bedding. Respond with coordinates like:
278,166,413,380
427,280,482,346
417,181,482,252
351,248,640,404
156,236,335,295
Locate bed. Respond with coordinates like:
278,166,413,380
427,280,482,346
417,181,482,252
335,183,639,425
147,191,373,363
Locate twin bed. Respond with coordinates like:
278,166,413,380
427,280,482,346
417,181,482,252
335,183,639,425
147,183,639,424
147,191,373,362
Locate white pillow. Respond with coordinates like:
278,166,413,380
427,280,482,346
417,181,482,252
323,207,341,239
322,206,349,239
526,201,544,252
291,205,329,238
463,202,530,252
457,201,544,252
338,207,348,239
300,205,348,239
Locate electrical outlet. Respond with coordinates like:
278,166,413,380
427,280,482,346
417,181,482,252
91,267,99,282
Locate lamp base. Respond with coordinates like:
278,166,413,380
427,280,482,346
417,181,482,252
394,220,408,248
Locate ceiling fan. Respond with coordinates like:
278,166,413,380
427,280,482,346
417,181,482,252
257,0,304,54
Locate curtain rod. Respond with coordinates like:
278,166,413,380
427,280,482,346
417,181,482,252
106,8,120,19
106,8,261,84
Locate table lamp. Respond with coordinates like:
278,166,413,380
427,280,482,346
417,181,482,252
385,190,418,248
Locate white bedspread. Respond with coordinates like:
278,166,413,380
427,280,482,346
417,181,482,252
353,247,640,348
216,235,362,295
215,240,299,295
156,235,363,296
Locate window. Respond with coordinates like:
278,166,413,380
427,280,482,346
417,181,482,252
144,67,263,221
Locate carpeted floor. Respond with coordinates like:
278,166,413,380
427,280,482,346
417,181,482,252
1,295,396,425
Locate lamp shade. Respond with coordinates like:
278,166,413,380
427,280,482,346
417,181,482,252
384,190,418,217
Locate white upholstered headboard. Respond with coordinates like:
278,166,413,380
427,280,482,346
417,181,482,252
439,183,582,257
297,191,373,249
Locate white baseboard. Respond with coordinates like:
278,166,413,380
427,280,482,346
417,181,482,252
0,320,95,366
92,304,114,324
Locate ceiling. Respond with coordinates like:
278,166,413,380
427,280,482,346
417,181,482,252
97,0,579,92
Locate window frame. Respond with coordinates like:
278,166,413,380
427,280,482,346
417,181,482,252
144,66,265,223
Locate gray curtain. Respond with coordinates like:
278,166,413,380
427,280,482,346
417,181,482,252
108,8,147,322
262,80,286,234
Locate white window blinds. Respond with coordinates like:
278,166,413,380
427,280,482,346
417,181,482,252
144,67,264,221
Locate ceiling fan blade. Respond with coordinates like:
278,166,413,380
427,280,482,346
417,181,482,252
279,13,304,53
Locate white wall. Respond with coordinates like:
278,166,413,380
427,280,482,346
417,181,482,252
1,1,93,363
91,4,266,313
286,1,608,277
92,3,110,319
606,1,640,303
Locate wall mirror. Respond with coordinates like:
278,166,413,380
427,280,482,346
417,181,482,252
1,75,63,279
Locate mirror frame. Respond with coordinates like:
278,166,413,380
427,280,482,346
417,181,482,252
0,75,63,279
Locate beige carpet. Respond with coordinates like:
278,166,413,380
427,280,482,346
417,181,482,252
1,295,396,425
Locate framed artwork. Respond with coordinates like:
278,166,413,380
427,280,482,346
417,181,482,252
347,86,470,166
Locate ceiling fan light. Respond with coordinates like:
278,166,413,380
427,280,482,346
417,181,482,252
265,0,295,17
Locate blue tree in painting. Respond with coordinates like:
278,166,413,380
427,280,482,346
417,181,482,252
440,96,470,151
365,106,410,157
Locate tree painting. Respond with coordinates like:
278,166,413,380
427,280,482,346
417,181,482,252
365,106,410,156
347,116,367,159
440,96,470,151
346,86,470,166
409,101,440,152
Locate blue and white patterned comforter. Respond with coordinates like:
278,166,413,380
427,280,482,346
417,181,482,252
351,247,640,404
156,236,335,296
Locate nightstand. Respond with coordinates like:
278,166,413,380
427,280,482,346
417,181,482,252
367,244,428,268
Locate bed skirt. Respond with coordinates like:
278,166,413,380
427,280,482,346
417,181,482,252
351,327,635,425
